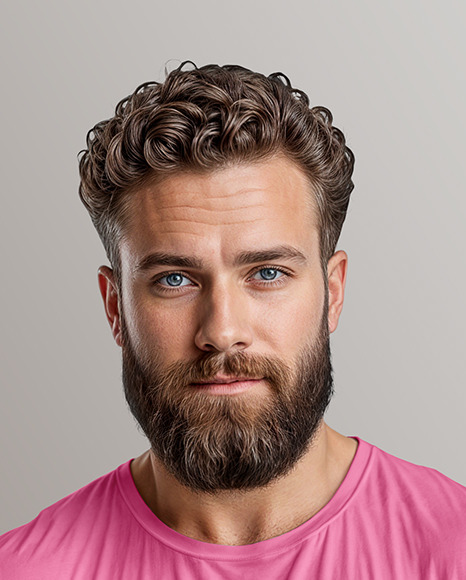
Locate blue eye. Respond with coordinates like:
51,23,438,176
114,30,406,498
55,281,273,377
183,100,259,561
158,273,192,287
252,268,284,282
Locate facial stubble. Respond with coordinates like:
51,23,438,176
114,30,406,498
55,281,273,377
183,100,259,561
121,308,334,494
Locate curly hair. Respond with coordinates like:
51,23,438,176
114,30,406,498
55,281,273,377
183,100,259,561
79,62,354,280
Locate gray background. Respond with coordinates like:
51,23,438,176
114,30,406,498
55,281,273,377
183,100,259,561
1,0,465,534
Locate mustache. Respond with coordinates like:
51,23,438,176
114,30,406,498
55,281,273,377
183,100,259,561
147,350,294,391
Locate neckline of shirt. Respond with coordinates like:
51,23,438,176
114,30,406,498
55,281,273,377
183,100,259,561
116,436,373,561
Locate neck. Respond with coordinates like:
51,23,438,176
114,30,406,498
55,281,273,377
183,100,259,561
130,422,357,546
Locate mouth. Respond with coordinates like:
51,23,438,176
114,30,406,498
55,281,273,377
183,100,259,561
189,376,264,395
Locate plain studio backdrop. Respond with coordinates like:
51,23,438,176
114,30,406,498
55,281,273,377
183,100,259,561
1,0,465,534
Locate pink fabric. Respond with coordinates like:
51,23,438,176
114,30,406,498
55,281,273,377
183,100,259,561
1,439,466,579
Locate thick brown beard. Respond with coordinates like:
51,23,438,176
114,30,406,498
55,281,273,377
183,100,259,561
121,312,334,493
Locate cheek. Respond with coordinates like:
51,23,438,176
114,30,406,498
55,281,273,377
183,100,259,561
121,291,193,362
127,299,204,364
253,286,325,353
147,314,193,360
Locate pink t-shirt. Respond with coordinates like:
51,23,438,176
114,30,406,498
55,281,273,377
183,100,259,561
1,438,466,579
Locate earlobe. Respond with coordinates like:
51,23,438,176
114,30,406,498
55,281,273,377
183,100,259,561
98,266,123,347
326,251,348,334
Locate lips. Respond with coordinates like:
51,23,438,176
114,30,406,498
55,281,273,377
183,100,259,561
189,376,264,395
191,375,260,385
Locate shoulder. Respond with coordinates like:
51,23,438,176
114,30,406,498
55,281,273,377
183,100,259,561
0,461,131,578
366,440,466,505
359,440,466,567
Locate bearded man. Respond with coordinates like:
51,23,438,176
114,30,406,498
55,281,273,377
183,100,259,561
1,62,465,579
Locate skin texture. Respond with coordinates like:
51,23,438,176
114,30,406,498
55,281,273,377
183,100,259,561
98,155,357,545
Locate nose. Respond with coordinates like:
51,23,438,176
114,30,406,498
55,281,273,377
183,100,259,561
194,283,253,353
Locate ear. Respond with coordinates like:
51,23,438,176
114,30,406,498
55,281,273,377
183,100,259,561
98,266,123,347
326,251,348,334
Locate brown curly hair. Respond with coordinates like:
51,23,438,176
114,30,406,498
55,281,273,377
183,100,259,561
78,62,354,280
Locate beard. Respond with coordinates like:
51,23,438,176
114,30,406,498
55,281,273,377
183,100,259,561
121,309,334,494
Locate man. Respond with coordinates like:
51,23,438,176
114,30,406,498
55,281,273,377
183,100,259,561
1,62,465,578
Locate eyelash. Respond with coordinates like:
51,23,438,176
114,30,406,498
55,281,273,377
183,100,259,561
151,266,291,294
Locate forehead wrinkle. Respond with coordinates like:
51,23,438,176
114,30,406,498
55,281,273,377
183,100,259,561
157,203,264,213
155,193,276,216
156,218,264,226
155,230,206,235
153,185,265,205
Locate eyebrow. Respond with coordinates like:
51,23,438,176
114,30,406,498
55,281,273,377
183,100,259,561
233,245,308,267
135,245,308,273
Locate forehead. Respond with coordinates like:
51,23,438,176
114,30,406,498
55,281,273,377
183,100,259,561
120,156,319,265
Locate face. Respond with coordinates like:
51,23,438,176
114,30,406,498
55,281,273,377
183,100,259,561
99,155,347,492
